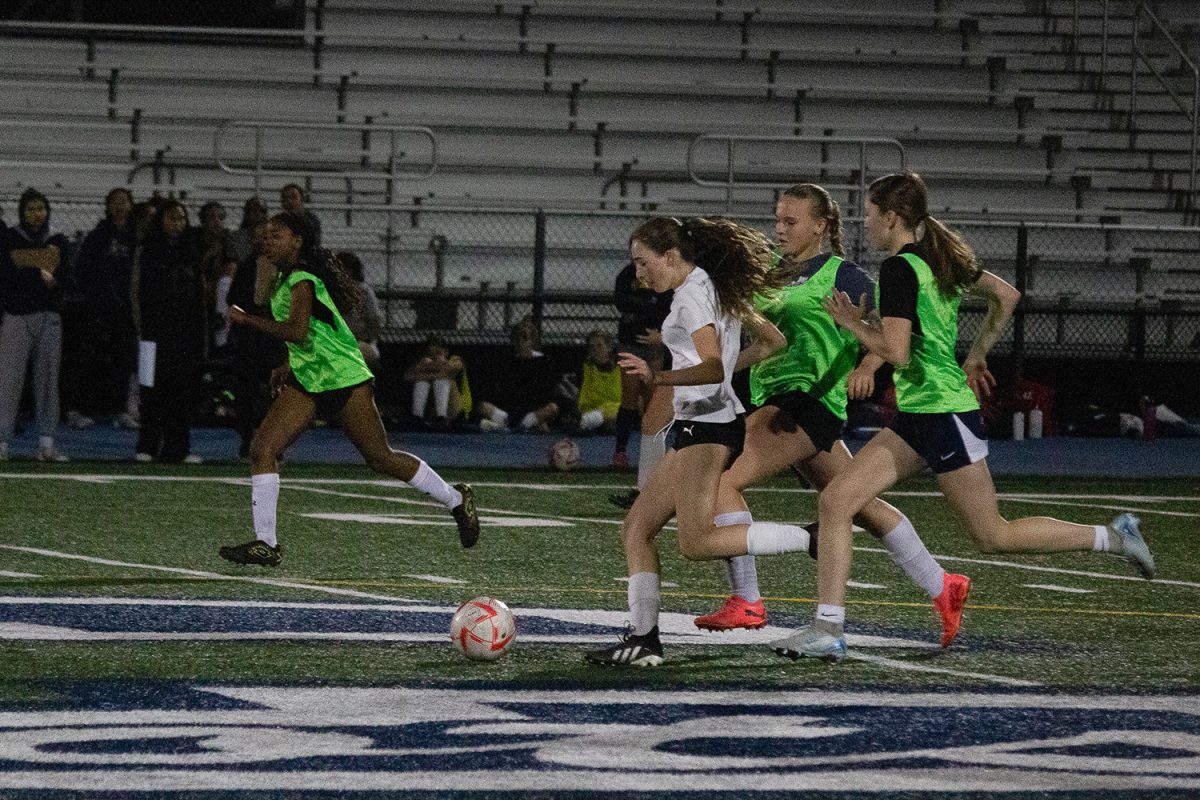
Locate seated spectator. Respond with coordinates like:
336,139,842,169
476,318,560,433
577,330,622,433
0,188,72,461
62,187,139,431
336,251,383,373
135,201,205,464
225,217,286,459
404,335,470,429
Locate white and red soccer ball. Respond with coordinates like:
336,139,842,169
450,596,515,661
548,437,581,471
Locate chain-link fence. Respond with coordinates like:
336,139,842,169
18,198,1200,361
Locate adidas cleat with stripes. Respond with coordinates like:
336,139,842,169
218,539,282,567
584,625,663,667
770,625,846,663
1111,513,1155,580
452,483,480,548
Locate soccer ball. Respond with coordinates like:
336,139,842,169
548,437,581,471
450,596,515,661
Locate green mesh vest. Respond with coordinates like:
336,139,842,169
272,269,373,393
750,255,859,419
883,252,978,414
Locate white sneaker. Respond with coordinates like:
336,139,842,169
66,411,95,430
479,419,509,433
770,624,847,663
113,412,140,431
134,452,153,463
182,453,204,465
37,446,69,463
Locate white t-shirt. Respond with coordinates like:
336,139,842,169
661,267,744,423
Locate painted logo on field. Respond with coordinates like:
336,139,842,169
0,686,1197,793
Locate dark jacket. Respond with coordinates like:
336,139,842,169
614,261,673,345
0,223,71,315
68,218,136,310
137,227,205,359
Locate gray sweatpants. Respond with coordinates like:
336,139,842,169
0,311,62,442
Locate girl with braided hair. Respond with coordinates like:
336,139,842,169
586,215,808,667
771,172,1155,662
218,211,479,567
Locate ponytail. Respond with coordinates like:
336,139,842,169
868,172,977,296
270,211,361,318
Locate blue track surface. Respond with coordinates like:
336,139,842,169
4,420,1199,477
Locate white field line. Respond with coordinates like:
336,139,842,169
0,545,419,604
1023,584,1096,594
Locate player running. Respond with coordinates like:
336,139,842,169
773,172,1155,662
691,183,970,650
218,212,479,567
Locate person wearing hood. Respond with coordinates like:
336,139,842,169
0,188,72,461
62,187,140,431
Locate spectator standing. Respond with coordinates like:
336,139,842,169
62,187,140,431
135,201,206,464
476,318,559,433
225,197,269,265
199,201,236,351
0,188,71,461
279,183,321,249
336,251,383,373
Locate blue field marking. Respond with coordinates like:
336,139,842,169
0,684,1197,795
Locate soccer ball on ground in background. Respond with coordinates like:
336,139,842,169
548,437,581,471
450,596,516,661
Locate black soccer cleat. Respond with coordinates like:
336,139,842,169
584,624,663,667
452,483,480,548
219,539,283,567
607,489,639,510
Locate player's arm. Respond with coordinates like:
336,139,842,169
962,270,1020,399
824,291,912,366
229,281,313,343
619,323,725,387
733,314,785,373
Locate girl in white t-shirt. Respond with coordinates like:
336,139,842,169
585,216,812,667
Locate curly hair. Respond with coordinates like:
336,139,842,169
270,211,360,318
629,216,784,324
868,172,978,296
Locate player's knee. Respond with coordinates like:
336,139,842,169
817,482,856,522
676,534,708,561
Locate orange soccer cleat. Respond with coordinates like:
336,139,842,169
933,572,971,648
694,596,768,631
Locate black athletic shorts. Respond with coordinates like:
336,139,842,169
762,389,845,453
890,409,989,474
287,375,374,423
670,414,745,464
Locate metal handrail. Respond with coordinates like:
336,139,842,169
212,120,437,202
686,133,906,215
1129,2,1199,200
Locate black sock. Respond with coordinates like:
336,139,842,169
615,407,639,453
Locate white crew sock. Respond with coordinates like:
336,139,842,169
745,521,811,556
519,411,538,430
881,516,945,598
251,472,280,547
409,459,462,510
816,604,845,626
714,511,760,603
579,409,605,431
411,381,431,418
1093,525,1111,552
432,378,452,418
627,571,661,635
636,432,666,490
489,408,509,426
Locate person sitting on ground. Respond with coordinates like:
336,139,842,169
476,318,560,433
576,330,622,434
404,335,470,429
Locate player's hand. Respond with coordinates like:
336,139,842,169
269,365,291,397
963,356,995,400
846,364,875,400
822,291,867,329
636,328,662,346
617,351,653,385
